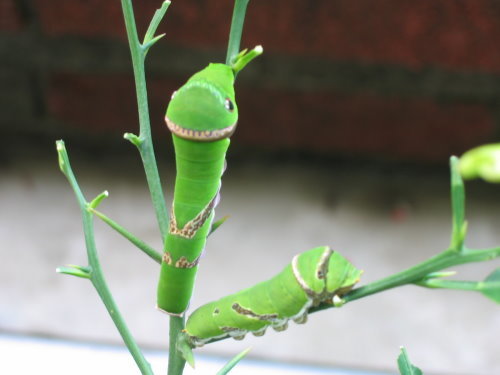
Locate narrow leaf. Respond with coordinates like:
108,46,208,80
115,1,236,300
89,191,109,209
449,156,466,251
123,132,142,147
176,333,195,368
56,265,91,279
56,140,66,173
397,347,423,375
459,143,500,183
143,33,165,52
216,347,252,375
481,268,500,303
209,215,230,236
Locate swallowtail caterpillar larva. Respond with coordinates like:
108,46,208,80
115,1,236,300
156,47,263,316
185,246,362,347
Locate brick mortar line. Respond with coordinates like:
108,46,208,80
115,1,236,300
3,34,500,102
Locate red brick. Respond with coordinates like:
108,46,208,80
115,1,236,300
48,73,496,162
47,73,181,135
234,89,495,162
35,0,500,72
35,0,231,44
35,0,153,39
0,0,23,31
244,0,500,72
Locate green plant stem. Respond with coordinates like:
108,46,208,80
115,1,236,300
121,0,169,242
226,0,250,65
168,316,186,375
57,141,153,375
121,2,187,374
310,246,500,313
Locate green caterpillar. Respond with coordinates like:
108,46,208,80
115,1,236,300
157,47,262,316
156,63,237,316
184,246,362,347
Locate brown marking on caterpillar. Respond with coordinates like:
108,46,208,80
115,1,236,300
316,247,333,280
165,116,237,141
169,192,219,239
232,303,279,321
175,255,201,269
292,246,334,305
162,252,173,265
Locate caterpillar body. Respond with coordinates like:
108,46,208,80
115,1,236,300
184,246,362,347
156,63,238,316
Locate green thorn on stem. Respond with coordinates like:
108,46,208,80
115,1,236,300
124,132,143,147
143,33,166,53
209,215,230,236
57,265,92,279
231,45,263,75
89,191,109,209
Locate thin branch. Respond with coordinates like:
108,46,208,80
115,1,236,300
121,0,170,242
226,0,250,65
56,140,153,375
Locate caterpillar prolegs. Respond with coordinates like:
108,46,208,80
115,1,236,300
184,246,362,347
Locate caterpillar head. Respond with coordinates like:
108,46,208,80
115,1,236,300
165,63,238,141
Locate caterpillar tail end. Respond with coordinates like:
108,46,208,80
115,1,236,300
156,304,185,317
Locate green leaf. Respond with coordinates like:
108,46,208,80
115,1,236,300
216,347,252,375
56,264,91,279
56,140,66,173
397,347,423,375
231,45,263,75
480,268,500,304
209,215,230,236
176,333,195,368
88,191,109,209
459,143,500,183
449,156,466,251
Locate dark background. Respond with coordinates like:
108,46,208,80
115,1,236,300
2,0,500,167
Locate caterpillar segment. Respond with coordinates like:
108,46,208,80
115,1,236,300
184,246,362,347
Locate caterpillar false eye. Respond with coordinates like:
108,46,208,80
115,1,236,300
225,98,234,112
171,90,177,100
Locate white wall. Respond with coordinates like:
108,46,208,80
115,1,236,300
1,154,499,374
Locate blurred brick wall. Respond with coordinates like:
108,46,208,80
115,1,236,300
2,0,500,163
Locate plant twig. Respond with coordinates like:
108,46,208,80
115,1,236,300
56,140,153,375
226,0,251,65
89,207,162,264
121,0,170,242
120,2,188,374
